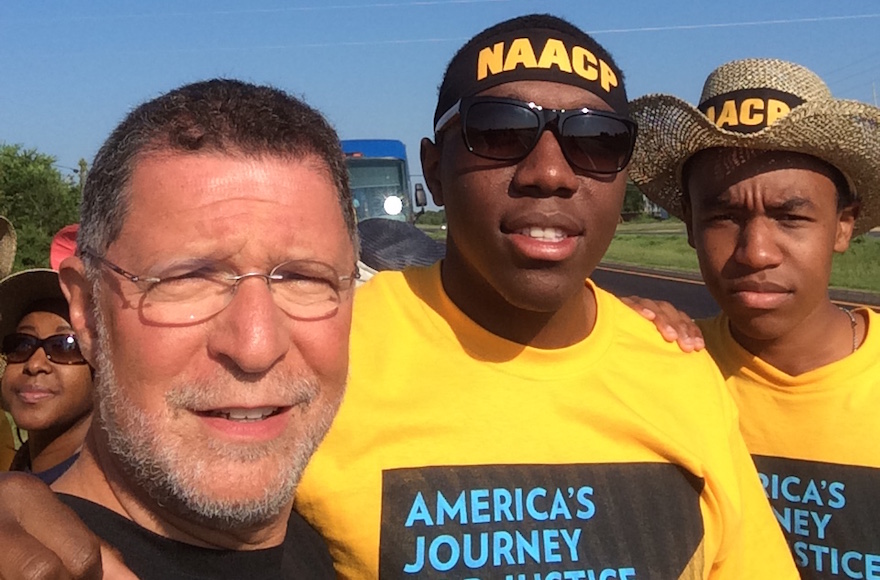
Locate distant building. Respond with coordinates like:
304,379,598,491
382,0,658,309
644,195,669,219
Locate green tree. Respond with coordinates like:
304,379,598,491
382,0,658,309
622,181,645,215
0,144,82,270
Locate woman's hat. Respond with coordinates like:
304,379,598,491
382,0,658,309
0,224,78,341
630,58,880,236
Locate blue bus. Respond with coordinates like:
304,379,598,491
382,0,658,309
341,139,427,223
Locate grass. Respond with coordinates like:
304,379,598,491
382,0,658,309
417,224,448,241
608,222,880,294
604,234,700,273
830,236,880,293
417,219,880,294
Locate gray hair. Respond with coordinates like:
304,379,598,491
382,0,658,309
79,79,357,260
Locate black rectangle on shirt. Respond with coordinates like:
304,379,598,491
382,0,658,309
379,462,704,579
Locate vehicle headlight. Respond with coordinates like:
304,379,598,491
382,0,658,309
383,196,403,216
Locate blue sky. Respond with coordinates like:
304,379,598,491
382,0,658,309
2,0,878,205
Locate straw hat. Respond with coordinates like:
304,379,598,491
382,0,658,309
0,217,17,279
630,58,880,236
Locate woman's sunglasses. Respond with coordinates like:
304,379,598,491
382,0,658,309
435,96,638,175
1,333,87,365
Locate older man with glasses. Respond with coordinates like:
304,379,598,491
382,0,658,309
0,79,351,580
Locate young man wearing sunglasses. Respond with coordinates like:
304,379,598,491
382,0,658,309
291,14,797,579
0,266,94,484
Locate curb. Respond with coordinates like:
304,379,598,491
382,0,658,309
598,261,880,308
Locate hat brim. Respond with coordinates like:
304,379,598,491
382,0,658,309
0,269,65,341
358,218,446,271
630,94,880,236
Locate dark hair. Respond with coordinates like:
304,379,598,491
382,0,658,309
79,79,356,258
436,14,626,105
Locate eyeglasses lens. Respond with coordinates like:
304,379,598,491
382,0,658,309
560,114,633,173
2,333,86,365
463,100,633,174
464,101,539,161
138,261,347,325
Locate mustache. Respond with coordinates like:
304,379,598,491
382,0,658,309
161,369,321,412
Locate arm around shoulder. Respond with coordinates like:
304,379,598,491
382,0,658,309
0,471,134,579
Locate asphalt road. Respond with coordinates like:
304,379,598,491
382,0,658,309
592,265,721,319
593,263,880,319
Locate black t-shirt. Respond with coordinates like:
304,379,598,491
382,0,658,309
57,494,335,579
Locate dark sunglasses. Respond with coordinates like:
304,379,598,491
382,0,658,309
435,96,638,174
1,333,87,365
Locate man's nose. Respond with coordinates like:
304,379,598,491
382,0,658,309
511,129,580,198
207,277,290,375
735,218,784,270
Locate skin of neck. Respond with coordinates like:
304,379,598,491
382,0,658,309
440,256,598,349
728,299,864,376
52,425,292,551
27,412,92,474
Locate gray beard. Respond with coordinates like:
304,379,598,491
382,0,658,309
90,304,341,531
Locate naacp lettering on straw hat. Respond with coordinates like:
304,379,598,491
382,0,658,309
629,58,880,236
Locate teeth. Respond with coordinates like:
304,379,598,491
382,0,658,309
517,227,567,241
210,407,278,422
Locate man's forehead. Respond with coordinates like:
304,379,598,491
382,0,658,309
125,151,333,203
479,80,613,111
113,152,350,258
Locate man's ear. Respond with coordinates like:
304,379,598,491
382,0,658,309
833,201,860,253
59,256,99,367
420,137,444,207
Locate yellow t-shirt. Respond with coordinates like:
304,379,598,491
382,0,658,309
0,411,15,471
295,264,796,580
699,310,880,579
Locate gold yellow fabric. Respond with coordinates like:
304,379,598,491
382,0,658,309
699,310,880,578
296,264,796,580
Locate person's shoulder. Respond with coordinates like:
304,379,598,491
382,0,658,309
593,287,727,396
595,286,713,360
862,307,880,330
694,313,724,335
356,264,433,299
354,264,439,319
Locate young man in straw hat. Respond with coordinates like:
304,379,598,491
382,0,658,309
630,58,880,579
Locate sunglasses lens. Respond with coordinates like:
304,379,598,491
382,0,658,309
44,335,85,364
463,101,539,161
560,114,634,173
2,334,38,364
1,333,85,365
